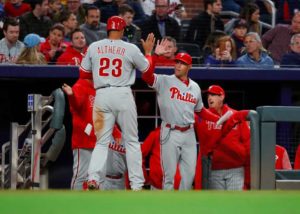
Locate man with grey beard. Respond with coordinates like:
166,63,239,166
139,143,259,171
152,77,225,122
80,5,107,45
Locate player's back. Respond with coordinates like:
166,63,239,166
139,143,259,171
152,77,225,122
86,39,149,89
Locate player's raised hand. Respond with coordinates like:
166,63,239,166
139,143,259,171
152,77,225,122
141,33,155,55
154,38,172,56
62,83,73,96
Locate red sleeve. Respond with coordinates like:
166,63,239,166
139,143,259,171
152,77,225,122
194,149,202,190
196,107,220,122
68,82,84,111
79,67,92,79
141,55,155,86
141,129,157,185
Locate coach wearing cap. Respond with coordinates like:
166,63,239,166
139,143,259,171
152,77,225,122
194,85,250,190
141,39,220,190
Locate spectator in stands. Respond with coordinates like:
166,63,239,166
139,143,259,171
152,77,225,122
19,0,52,40
48,0,63,20
118,4,141,43
141,0,187,26
281,33,300,67
275,145,292,170
65,0,85,24
273,0,300,24
231,19,248,58
4,0,31,18
60,11,78,42
139,0,180,41
222,0,240,13
294,144,300,169
185,0,224,49
262,12,300,64
236,32,274,68
194,85,250,190
0,18,24,63
80,5,106,45
152,36,177,66
115,0,147,25
202,30,226,63
56,28,87,65
40,23,66,64
93,0,119,23
204,35,237,67
225,3,264,36
53,0,85,25
16,33,46,64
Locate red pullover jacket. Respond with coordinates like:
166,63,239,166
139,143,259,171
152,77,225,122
56,46,87,66
195,104,250,170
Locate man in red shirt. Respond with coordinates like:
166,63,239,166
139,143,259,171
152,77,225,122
57,29,87,66
152,36,177,66
141,127,180,190
194,85,250,190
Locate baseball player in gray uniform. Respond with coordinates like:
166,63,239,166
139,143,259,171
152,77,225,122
80,16,155,190
142,40,220,190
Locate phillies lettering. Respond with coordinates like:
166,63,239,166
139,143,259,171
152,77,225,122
170,87,197,104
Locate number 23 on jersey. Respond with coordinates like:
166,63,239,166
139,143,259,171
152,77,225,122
99,57,123,77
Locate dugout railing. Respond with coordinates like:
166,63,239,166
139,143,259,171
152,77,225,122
0,89,65,189
256,106,300,190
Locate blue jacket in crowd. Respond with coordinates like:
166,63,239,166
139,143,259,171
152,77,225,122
236,51,274,68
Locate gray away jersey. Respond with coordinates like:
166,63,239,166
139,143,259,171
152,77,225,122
152,74,203,126
80,39,149,89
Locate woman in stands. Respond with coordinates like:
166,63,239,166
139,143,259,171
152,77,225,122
225,3,264,36
16,33,46,64
204,35,237,67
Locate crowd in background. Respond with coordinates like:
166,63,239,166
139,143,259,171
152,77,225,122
0,0,300,67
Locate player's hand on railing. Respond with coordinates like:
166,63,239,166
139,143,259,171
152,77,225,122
62,83,73,96
141,33,156,55
154,38,172,56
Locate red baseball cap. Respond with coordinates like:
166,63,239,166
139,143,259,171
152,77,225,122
205,85,225,96
175,52,192,65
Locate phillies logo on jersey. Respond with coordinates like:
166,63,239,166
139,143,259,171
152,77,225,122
72,57,80,66
169,87,197,104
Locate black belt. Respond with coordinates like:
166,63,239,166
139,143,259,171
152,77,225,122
97,85,130,89
166,123,192,132
106,174,123,179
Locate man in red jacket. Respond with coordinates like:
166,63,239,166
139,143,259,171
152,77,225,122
62,72,122,190
141,127,181,190
194,85,250,190
275,145,292,170
56,29,87,66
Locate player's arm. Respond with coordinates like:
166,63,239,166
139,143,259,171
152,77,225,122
140,33,156,85
195,107,220,122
